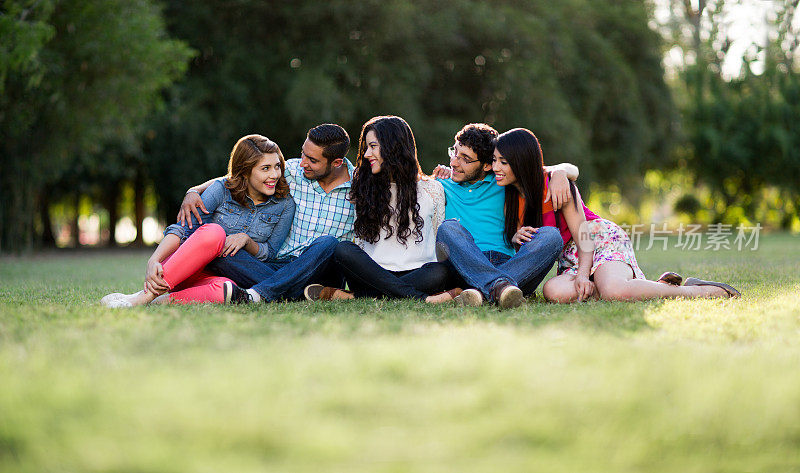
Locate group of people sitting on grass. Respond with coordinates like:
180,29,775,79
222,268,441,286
101,117,740,309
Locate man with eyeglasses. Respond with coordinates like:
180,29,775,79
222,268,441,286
432,123,578,308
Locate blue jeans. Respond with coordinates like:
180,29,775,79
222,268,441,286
206,235,341,301
435,219,563,300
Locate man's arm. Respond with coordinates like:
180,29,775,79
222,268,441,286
177,177,224,228
543,163,579,210
544,163,578,181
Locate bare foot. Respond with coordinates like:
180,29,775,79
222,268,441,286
687,285,728,298
425,288,462,304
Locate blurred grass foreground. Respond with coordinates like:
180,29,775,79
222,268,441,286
1,234,799,472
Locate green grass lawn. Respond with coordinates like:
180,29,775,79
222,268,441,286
1,234,799,472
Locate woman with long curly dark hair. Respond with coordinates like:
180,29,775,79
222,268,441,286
304,116,460,303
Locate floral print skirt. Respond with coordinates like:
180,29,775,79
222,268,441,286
557,218,646,279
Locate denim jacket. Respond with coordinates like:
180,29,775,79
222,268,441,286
164,179,295,261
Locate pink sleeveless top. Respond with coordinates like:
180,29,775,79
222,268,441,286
539,174,601,246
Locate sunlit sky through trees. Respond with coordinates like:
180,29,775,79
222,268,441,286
655,0,800,79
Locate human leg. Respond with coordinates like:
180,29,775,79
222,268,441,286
168,270,234,304
205,248,278,289
592,261,729,301
249,236,340,301
436,219,516,300
542,274,580,303
398,262,457,296
497,226,563,296
333,241,429,299
103,224,226,307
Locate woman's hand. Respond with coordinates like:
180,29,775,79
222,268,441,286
574,274,595,302
512,226,538,246
222,233,251,257
144,260,169,295
546,170,571,210
177,191,208,228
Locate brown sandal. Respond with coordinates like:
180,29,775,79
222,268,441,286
684,277,741,298
657,271,683,286
304,284,352,301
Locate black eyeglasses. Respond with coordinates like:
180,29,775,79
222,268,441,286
448,146,480,165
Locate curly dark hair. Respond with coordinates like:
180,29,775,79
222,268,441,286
350,116,424,245
456,123,498,166
307,123,350,162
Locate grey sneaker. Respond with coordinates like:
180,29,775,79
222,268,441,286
453,288,483,307
490,281,524,309
223,281,252,304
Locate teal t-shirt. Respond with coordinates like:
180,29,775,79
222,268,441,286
439,173,514,256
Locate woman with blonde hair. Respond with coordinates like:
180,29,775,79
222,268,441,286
101,134,295,307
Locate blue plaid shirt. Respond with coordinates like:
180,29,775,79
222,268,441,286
276,158,356,259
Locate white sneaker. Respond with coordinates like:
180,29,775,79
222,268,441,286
100,292,125,306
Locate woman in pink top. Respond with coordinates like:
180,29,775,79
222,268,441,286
492,128,740,302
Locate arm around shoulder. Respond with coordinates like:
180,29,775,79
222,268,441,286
544,163,579,181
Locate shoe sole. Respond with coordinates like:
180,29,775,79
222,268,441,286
684,277,741,298
223,281,233,303
304,284,324,301
498,286,525,309
454,289,483,307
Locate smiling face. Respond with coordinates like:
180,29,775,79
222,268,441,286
299,138,333,181
492,148,518,188
247,152,282,200
450,141,490,184
364,130,383,174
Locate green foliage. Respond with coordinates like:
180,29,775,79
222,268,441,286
665,0,800,225
147,0,673,217
0,0,194,252
1,235,799,471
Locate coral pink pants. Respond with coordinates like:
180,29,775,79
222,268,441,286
161,223,233,304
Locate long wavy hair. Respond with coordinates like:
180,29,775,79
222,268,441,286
350,116,424,245
225,134,289,207
495,128,547,246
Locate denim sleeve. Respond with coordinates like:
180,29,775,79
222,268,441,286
163,179,226,242
254,197,295,261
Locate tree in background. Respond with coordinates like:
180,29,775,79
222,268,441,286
662,0,800,225
147,0,673,219
0,0,193,252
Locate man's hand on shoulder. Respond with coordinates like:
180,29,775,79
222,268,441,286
546,170,571,210
177,190,208,228
432,165,452,180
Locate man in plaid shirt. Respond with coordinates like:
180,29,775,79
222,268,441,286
179,124,355,303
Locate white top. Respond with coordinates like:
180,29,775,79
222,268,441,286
357,178,446,271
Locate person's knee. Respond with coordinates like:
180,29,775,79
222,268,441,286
537,226,563,253
543,278,578,303
436,219,466,261
436,219,464,242
334,240,359,261
196,223,226,252
313,235,339,250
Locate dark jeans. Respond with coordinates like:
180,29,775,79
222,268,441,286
435,219,563,301
206,235,342,301
334,240,458,300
